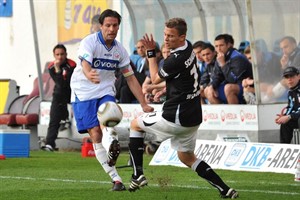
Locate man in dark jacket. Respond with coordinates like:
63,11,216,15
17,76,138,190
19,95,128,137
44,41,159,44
275,66,300,143
42,44,76,151
206,34,253,104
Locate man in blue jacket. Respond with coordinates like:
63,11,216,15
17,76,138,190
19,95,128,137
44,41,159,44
206,34,253,104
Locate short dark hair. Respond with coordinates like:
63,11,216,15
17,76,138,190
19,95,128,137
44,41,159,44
99,9,122,25
53,44,66,53
165,18,187,36
215,34,234,45
192,40,206,50
280,36,297,44
201,43,215,52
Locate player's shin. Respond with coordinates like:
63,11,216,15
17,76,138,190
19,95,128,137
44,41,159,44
192,159,230,195
93,143,122,182
102,127,118,151
129,129,145,178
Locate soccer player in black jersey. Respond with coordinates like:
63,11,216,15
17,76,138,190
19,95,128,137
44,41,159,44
127,18,239,198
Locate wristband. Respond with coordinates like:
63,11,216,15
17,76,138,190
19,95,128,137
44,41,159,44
147,49,156,58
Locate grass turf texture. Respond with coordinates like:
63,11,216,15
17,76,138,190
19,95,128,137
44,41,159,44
0,151,299,200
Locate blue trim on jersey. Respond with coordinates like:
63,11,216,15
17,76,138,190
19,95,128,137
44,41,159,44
92,58,120,70
79,56,92,66
97,31,116,51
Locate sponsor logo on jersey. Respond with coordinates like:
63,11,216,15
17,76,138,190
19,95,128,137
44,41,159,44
92,58,119,70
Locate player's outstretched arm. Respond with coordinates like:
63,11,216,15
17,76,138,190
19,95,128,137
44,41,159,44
126,75,154,113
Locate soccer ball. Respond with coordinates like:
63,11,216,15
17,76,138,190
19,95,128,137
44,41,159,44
97,102,123,127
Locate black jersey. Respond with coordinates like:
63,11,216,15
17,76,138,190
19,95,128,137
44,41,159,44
158,41,202,127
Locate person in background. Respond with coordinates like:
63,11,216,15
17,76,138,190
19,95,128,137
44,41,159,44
90,14,101,33
142,43,169,103
127,18,238,199
70,9,153,191
199,43,221,104
241,46,255,104
260,37,298,103
280,36,300,69
41,44,76,151
206,34,252,104
275,66,300,143
193,40,208,103
193,40,207,76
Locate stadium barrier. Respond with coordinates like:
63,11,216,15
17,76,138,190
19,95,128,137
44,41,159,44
38,102,287,150
150,138,300,174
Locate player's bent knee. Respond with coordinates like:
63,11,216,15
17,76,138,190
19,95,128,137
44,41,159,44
130,118,142,131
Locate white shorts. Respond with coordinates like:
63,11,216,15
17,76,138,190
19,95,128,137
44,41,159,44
137,111,200,152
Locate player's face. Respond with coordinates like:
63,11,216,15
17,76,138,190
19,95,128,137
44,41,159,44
100,17,119,46
214,39,230,54
201,48,216,64
53,48,67,65
163,27,185,50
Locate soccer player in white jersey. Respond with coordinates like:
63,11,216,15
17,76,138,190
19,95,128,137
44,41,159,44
70,9,153,191
127,18,239,199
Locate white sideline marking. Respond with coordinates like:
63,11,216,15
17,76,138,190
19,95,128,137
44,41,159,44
0,176,299,196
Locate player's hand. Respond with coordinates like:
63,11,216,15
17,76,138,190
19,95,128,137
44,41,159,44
142,34,156,51
142,104,154,113
153,90,165,102
87,69,100,84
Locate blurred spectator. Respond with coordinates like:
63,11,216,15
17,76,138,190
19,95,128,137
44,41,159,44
115,39,149,103
142,43,170,103
262,37,299,102
199,43,220,104
115,61,145,103
279,36,300,69
136,39,148,75
90,14,101,33
41,44,76,151
207,34,252,104
130,47,142,69
275,66,300,143
237,40,250,53
241,46,255,104
192,40,207,77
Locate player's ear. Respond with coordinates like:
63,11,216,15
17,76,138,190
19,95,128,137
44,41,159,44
179,34,186,42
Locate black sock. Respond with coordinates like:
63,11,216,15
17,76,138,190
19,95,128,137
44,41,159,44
129,137,144,178
196,161,230,195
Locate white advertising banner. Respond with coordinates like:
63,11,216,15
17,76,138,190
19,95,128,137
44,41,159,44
40,103,259,131
118,104,259,131
200,105,258,131
150,139,300,174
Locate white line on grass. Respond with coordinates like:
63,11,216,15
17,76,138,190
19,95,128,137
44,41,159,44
1,176,299,196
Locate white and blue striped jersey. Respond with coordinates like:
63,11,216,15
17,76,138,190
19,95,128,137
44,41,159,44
70,32,130,102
